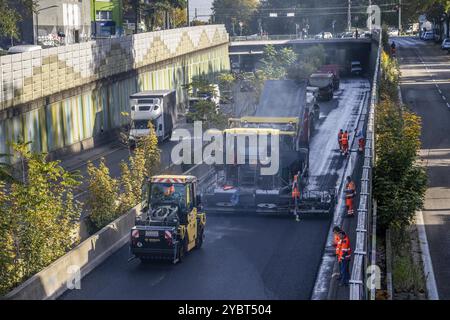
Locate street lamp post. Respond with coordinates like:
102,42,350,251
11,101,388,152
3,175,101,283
35,5,59,45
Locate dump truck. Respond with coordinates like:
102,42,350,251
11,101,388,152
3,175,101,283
202,80,336,217
130,175,206,263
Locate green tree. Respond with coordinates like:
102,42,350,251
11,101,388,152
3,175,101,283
212,0,258,35
0,0,38,44
0,142,81,295
86,159,120,230
374,100,427,231
118,122,160,213
374,50,427,232
186,100,227,129
287,45,326,81
140,122,161,177
260,45,298,79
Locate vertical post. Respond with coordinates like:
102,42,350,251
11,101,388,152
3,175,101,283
35,13,39,45
94,0,98,36
187,0,190,26
368,0,372,32
398,0,402,34
134,0,138,34
348,0,352,32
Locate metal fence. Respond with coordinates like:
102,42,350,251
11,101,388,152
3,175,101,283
349,32,381,300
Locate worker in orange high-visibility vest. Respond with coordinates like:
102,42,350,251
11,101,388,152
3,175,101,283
291,173,301,199
337,230,352,286
341,130,349,155
338,129,344,152
332,226,342,257
345,176,356,216
358,136,365,153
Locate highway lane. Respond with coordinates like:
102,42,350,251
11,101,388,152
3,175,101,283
60,78,370,300
396,36,450,299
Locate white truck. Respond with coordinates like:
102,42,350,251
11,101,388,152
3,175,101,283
129,90,177,146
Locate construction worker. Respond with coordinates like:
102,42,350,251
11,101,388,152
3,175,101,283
337,230,352,286
338,129,344,152
292,172,301,221
341,130,349,155
358,136,365,153
291,173,301,200
345,176,356,216
164,185,175,197
332,226,342,257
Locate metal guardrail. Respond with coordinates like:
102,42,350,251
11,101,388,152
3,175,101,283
230,34,372,42
349,32,381,300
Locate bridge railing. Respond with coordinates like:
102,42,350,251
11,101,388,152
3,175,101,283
349,30,381,300
230,34,373,42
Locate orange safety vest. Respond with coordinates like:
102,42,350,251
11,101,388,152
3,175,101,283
338,131,343,141
342,132,349,144
358,137,365,149
345,181,356,198
292,175,301,199
337,235,352,262
334,233,341,255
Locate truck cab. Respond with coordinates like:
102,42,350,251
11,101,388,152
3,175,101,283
129,90,177,146
130,175,206,263
308,73,334,101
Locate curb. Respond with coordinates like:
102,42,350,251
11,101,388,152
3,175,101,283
416,210,439,300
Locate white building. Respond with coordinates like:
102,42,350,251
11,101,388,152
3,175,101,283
33,0,91,45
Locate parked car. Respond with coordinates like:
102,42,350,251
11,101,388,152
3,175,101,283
422,31,435,40
341,32,355,38
350,61,363,76
441,38,450,50
7,45,42,54
315,32,333,39
388,28,399,37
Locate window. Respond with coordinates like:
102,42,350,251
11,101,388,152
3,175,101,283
96,10,112,21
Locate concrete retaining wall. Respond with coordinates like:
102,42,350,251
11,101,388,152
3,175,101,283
5,205,141,300
0,25,230,161
0,25,229,111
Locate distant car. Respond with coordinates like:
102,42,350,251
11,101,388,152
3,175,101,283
315,32,333,39
388,28,399,37
405,26,414,35
362,31,372,39
351,61,363,76
341,32,355,38
422,31,434,40
7,45,42,54
441,38,450,50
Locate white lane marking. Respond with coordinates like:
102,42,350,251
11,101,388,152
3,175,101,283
416,210,439,300
413,48,449,109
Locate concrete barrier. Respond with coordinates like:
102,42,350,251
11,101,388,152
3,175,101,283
5,205,141,300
